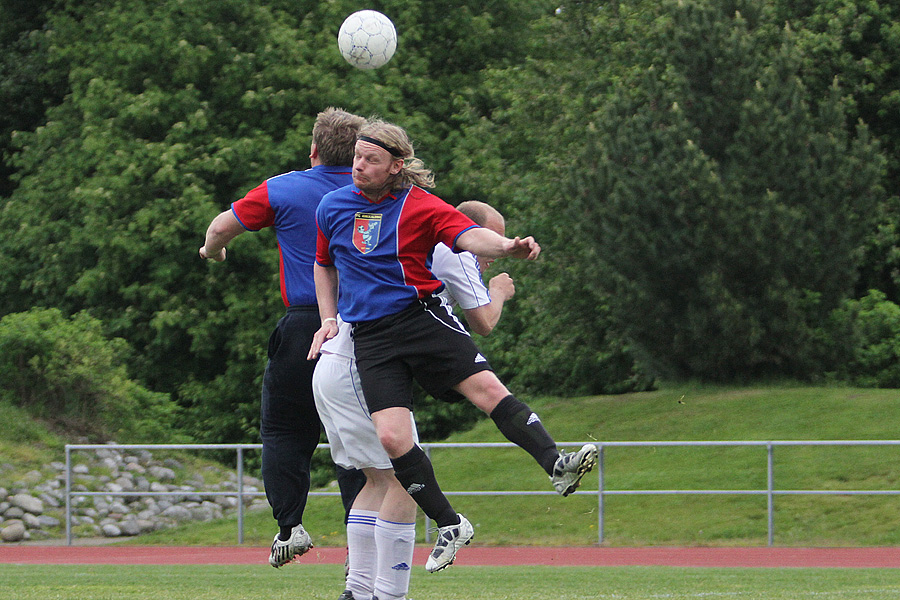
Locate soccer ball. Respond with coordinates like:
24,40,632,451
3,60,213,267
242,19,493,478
337,10,397,70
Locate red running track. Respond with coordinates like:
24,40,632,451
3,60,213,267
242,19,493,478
1,545,899,568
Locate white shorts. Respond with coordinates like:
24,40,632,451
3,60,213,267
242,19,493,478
312,352,419,470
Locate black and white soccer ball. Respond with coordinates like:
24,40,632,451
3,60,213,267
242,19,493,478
337,10,397,70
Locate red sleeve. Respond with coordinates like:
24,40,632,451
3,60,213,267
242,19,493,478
400,188,477,248
315,224,333,267
429,195,478,249
231,182,275,231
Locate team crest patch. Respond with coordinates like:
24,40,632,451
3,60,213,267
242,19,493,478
353,212,382,254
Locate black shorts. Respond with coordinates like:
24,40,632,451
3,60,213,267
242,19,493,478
352,294,493,413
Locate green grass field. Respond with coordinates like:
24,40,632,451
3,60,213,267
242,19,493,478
2,564,900,600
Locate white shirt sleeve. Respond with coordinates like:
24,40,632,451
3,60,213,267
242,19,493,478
431,243,491,310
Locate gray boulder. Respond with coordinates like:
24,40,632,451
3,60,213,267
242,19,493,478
9,494,43,515
0,520,26,542
160,505,193,522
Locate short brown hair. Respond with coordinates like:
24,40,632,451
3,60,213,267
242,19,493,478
313,107,366,166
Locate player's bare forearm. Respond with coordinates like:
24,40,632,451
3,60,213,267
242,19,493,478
464,272,515,336
456,228,540,260
313,264,339,320
464,302,503,336
308,264,340,360
199,210,245,261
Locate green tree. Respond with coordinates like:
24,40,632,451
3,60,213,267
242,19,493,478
449,0,886,383
771,0,900,303
829,289,900,388
0,0,68,197
444,1,663,394
0,0,552,444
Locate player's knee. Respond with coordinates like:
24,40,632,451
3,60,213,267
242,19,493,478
366,468,393,489
377,427,412,458
458,372,509,413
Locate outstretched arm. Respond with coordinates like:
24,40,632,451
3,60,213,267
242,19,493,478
307,263,340,360
199,210,246,261
455,227,541,261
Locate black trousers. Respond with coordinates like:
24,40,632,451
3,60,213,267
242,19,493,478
260,306,365,528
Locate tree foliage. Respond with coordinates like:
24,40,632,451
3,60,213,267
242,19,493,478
0,0,898,446
448,0,886,382
829,290,900,387
0,0,552,442
0,0,67,197
772,0,900,302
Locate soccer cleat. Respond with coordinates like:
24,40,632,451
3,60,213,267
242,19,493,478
425,513,474,573
337,591,355,600
269,523,313,568
550,443,598,496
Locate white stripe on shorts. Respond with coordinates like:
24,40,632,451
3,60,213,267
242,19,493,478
421,294,471,337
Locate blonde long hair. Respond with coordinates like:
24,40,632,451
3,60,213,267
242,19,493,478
358,119,435,189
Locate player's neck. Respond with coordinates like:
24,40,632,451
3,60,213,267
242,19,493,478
360,184,395,204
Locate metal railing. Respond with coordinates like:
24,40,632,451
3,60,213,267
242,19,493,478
64,440,900,546
589,440,900,546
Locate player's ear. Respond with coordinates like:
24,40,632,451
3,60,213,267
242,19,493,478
310,142,319,160
390,158,403,175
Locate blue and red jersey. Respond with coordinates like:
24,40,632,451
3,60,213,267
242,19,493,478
231,166,353,307
315,185,478,322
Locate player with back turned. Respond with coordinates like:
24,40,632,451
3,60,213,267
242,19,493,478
199,107,368,568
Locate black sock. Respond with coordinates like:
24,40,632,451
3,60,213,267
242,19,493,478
490,395,560,475
279,525,294,541
391,445,458,527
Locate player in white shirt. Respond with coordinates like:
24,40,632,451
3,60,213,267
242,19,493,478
430,202,513,336
313,201,514,600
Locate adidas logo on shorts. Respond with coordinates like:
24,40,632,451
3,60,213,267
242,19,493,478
474,353,487,363
406,483,425,495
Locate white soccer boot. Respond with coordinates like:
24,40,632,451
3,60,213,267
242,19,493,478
550,443,598,496
269,523,313,567
425,513,474,573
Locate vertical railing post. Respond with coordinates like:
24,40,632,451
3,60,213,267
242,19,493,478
767,442,774,547
65,445,72,546
237,446,245,545
598,444,605,545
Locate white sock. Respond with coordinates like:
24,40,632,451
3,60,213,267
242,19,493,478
346,509,379,599
374,518,416,600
